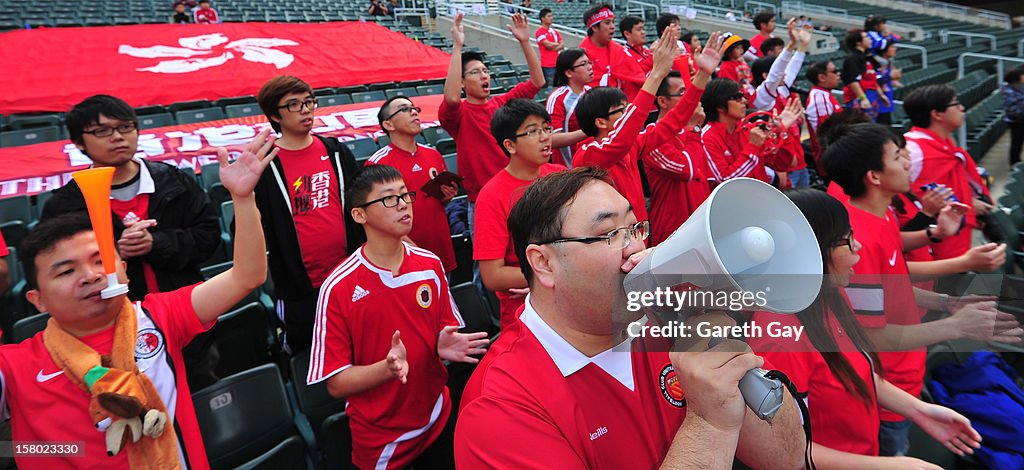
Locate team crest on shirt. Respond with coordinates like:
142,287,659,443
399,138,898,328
416,283,433,308
135,328,165,360
658,364,686,408
429,167,439,179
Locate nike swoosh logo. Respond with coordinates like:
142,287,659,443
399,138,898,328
36,369,64,382
889,251,898,266
320,155,330,161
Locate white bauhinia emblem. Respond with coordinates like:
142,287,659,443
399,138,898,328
118,33,298,74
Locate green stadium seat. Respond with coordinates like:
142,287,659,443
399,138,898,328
435,138,456,155
421,126,451,145
443,153,457,174
174,108,226,124
169,99,212,114
0,126,62,147
138,113,175,130
416,84,444,96
343,138,379,160
350,91,386,103
385,87,419,98
319,94,353,107
224,104,262,118
214,95,257,107
4,114,62,130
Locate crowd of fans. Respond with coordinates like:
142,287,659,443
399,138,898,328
0,5,1023,469
169,0,219,24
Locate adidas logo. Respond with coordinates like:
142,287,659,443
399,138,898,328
352,285,370,302
412,164,422,172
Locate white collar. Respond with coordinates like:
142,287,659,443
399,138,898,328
98,157,155,195
520,296,635,391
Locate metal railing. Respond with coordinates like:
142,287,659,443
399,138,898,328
781,1,848,18
955,53,1024,148
744,0,775,13
895,43,928,70
940,31,997,52
1018,39,1024,58
626,0,661,22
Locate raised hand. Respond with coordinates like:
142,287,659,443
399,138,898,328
437,325,490,364
217,127,279,198
934,202,970,238
650,23,680,77
507,13,530,43
786,17,798,47
386,330,409,384
695,31,725,75
778,97,804,129
797,23,814,49
451,12,465,46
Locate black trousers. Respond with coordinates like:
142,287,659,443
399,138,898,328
1010,121,1024,166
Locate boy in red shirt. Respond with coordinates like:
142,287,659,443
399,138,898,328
535,8,564,86
308,165,487,469
822,122,1022,456
474,99,566,330
717,33,755,99
6,129,276,469
368,96,459,272
578,4,648,98
903,84,993,261
700,78,772,185
618,15,652,100
455,166,806,468
745,11,776,61
193,0,218,23
440,13,545,211
572,25,682,223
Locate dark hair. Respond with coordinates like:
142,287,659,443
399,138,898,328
66,95,137,146
491,99,551,157
376,95,413,135
805,60,832,85
1005,66,1024,84
821,123,897,198
760,37,784,55
554,48,587,87
785,189,883,406
508,167,611,285
199,0,210,4
461,51,486,74
752,11,775,30
575,86,627,137
257,75,313,133
582,4,613,36
681,32,698,47
864,15,886,32
902,84,957,128
750,55,776,86
20,212,98,291
701,78,740,122
619,15,643,41
655,70,683,99
656,13,679,37
539,7,551,19
844,29,866,51
344,164,404,210
816,108,871,150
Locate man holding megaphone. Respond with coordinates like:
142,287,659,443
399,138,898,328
454,167,805,469
2,129,279,469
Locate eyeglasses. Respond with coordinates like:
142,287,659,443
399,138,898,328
384,105,422,121
537,221,650,249
659,91,685,98
83,122,137,137
944,100,964,110
278,98,318,113
359,191,417,208
464,67,490,77
514,126,554,139
571,60,594,69
606,106,626,117
727,93,746,102
831,231,855,251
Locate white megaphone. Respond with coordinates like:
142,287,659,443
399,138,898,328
623,178,823,420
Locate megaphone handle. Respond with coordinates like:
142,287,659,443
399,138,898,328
738,368,785,421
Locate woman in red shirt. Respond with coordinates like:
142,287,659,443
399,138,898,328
749,189,982,466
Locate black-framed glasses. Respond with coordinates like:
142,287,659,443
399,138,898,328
944,100,963,110
571,60,594,69
464,67,490,77
278,98,318,113
659,91,685,98
515,126,554,139
727,93,746,102
83,122,137,137
606,106,626,117
384,105,422,121
831,230,855,251
537,221,650,249
358,191,416,208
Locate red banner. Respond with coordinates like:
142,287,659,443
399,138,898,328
0,95,445,198
0,22,449,114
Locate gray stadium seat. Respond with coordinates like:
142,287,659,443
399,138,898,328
175,108,226,124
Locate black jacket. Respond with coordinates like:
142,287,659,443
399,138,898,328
252,135,364,301
41,160,221,300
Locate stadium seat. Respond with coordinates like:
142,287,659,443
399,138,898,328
224,103,262,118
0,126,62,147
12,312,49,343
214,96,257,108
343,138,379,160
421,126,451,145
319,94,353,107
220,200,234,235
313,87,336,97
335,85,367,95
4,114,62,130
134,105,168,116
175,108,226,125
169,99,213,114
450,282,498,334
200,162,221,189
416,84,444,96
350,91,386,103
138,113,175,130
288,351,347,445
385,87,419,98
192,364,308,470
443,153,457,174
0,195,33,224
320,411,355,470
435,138,456,155
0,221,28,255
449,233,472,286
211,302,276,378
367,82,396,92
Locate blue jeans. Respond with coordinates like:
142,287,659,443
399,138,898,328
542,67,556,87
878,419,912,456
468,202,485,292
788,168,810,188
